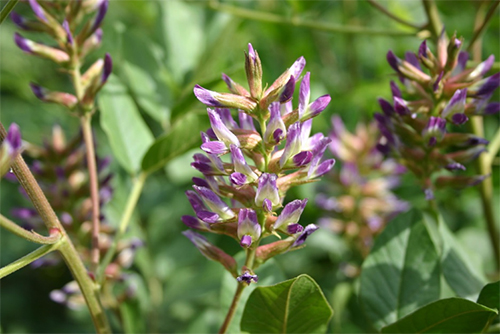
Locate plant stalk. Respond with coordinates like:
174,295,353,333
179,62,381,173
422,0,444,40
0,242,60,279
207,1,416,37
0,0,19,25
467,0,500,52
218,282,246,334
80,114,101,274
366,0,423,29
97,172,148,283
0,214,61,244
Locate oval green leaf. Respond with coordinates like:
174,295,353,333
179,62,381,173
141,112,209,174
381,298,498,333
98,74,154,174
240,274,333,333
477,281,500,311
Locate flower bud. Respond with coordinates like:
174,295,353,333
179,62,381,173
245,43,263,99
291,224,319,248
10,12,46,32
274,199,307,230
264,102,286,145
279,122,302,168
194,185,235,220
422,116,446,146
207,108,240,148
442,89,467,124
237,208,261,248
222,73,250,97
255,173,280,208
230,145,258,183
194,85,257,112
14,33,69,64
237,271,258,284
30,83,78,109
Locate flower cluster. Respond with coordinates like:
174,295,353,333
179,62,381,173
183,44,335,282
12,0,112,114
317,117,408,259
376,32,498,198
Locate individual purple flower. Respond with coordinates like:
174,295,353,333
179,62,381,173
274,199,308,230
287,224,304,234
473,73,500,97
207,108,240,147
230,145,258,183
90,0,109,35
297,72,331,121
238,112,256,131
422,117,446,146
442,89,467,122
279,122,302,168
467,55,495,80
378,98,395,116
28,0,48,22
201,141,228,155
62,20,73,45
255,173,280,207
393,97,410,116
390,81,402,98
237,209,261,248
291,224,319,248
194,186,235,220
264,102,287,145
237,271,258,284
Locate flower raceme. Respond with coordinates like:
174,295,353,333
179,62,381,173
184,43,334,283
377,32,498,197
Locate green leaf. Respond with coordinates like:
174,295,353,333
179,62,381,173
220,255,286,334
477,281,500,311
381,298,498,333
359,210,441,331
141,112,209,173
240,274,333,333
98,74,154,174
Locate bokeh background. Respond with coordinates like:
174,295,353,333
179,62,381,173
1,0,498,332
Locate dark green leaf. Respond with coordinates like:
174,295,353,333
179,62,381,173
359,210,441,330
381,298,498,333
240,274,333,333
220,254,286,333
141,112,209,173
477,281,500,311
98,74,154,174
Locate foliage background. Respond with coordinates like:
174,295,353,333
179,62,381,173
0,0,498,332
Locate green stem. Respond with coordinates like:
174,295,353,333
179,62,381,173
0,122,111,333
0,0,19,25
207,1,416,37
366,0,423,29
97,172,148,284
0,214,61,244
486,127,500,166
0,242,60,279
218,282,245,334
80,114,101,274
422,0,444,40
467,0,500,52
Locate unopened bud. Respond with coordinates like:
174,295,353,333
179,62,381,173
30,83,78,109
245,43,263,99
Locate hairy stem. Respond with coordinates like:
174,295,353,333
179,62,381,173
0,122,111,333
218,282,245,334
207,0,416,37
0,214,61,244
80,114,101,274
97,172,148,284
0,0,19,25
366,0,422,29
0,242,60,279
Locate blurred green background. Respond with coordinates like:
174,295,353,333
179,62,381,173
1,0,498,332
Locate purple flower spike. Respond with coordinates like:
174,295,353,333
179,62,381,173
62,20,73,45
274,199,308,230
291,224,319,248
279,76,295,103
207,109,240,147
418,40,428,58
264,102,286,145
201,141,228,155
287,224,304,234
378,98,395,116
91,0,109,33
255,173,280,207
280,122,302,168
194,185,235,220
442,89,467,119
476,73,500,97
14,33,32,53
387,50,401,73
237,271,258,284
230,172,247,186
445,162,466,171
393,97,410,115
102,53,112,83
230,144,258,182
5,124,22,155
390,81,402,98
28,0,47,22
237,208,261,248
